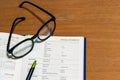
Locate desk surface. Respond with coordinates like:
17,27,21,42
0,0,120,80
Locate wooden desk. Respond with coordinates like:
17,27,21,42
0,0,120,80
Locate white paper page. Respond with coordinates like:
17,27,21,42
0,76,6,80
21,36,85,80
0,32,23,80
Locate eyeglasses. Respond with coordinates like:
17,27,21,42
7,1,56,59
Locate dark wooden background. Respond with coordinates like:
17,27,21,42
1,0,120,80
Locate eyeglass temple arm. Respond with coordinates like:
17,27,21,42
9,17,25,37
19,1,55,18
10,17,25,33
7,17,25,50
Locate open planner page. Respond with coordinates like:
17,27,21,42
0,32,85,80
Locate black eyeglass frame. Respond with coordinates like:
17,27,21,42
7,1,56,59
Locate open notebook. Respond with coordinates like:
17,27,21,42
0,32,86,80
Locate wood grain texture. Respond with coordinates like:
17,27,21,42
0,0,120,80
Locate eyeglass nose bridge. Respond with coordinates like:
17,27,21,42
30,35,40,43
